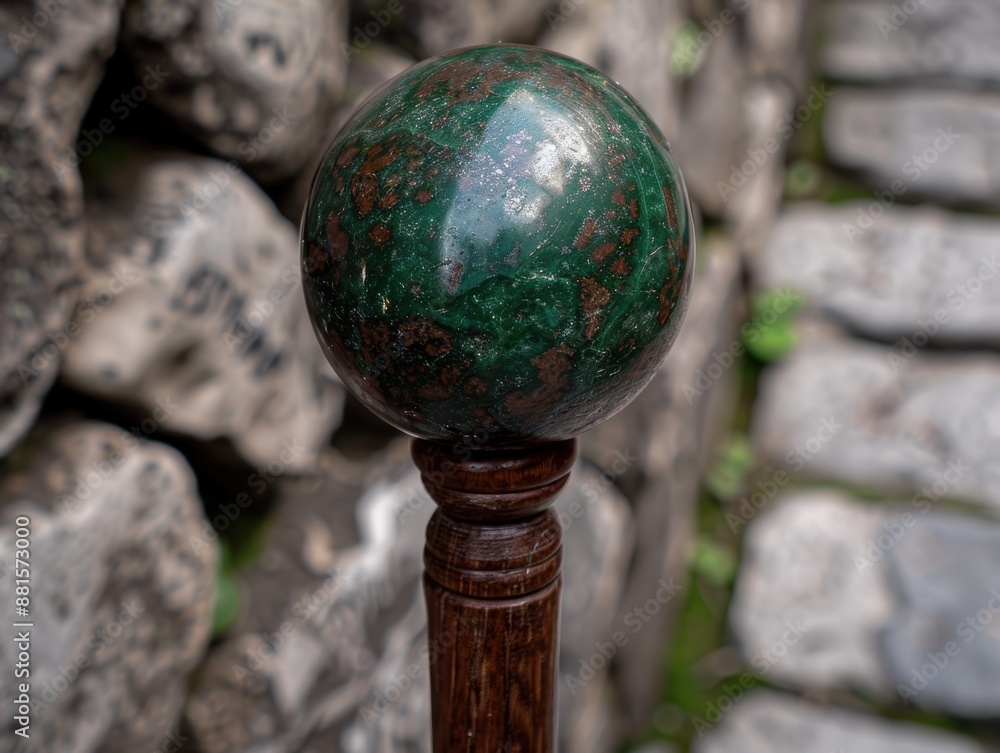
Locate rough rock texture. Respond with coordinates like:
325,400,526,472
0,421,217,753
822,0,1000,86
693,690,985,753
725,79,795,256
667,0,812,223
581,238,742,735
186,442,418,753
725,0,814,255
539,0,683,140
558,458,635,753
187,441,634,753
729,492,898,698
753,328,1000,511
122,0,349,183
730,492,1000,717
882,511,1000,717
745,0,811,85
0,0,121,456
60,156,344,471
758,203,1000,344
397,0,553,58
823,89,1000,208
674,12,747,219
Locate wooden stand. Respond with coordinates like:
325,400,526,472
412,439,577,753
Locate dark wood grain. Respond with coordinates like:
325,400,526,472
413,439,577,753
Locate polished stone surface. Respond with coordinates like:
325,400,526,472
302,44,693,444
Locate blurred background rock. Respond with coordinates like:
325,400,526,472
0,0,998,751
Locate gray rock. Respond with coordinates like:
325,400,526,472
694,0,812,226
60,156,344,471
753,329,1000,511
722,0,815,249
693,689,984,753
823,88,1000,207
557,459,635,753
724,79,796,256
671,0,812,226
745,0,811,84
730,490,1000,718
186,442,422,753
397,0,553,58
883,513,1000,717
539,0,684,139
674,15,748,219
581,237,743,735
122,0,348,183
757,203,1000,345
0,0,121,456
729,491,897,697
186,441,634,753
822,0,1000,86
0,421,217,753
337,587,432,753
0,362,56,461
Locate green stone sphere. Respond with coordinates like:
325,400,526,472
302,44,693,446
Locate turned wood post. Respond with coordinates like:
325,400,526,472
413,439,576,752
301,44,693,752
